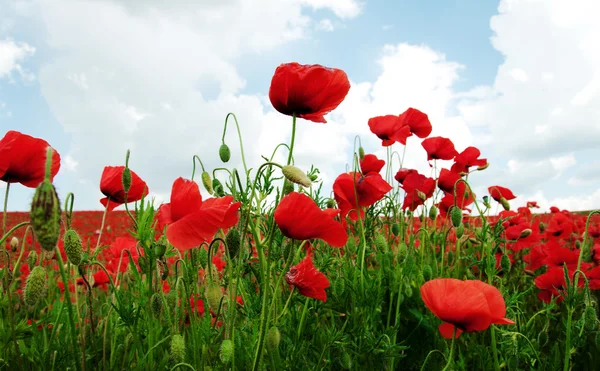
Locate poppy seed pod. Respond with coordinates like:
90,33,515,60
170,334,186,363
219,144,231,163
201,172,213,195
30,180,61,252
63,229,83,266
122,167,132,193
282,165,312,188
24,266,47,307
450,206,462,228
220,339,234,364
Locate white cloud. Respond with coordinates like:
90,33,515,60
300,0,362,19
549,153,576,172
0,38,35,81
64,155,79,172
316,19,334,32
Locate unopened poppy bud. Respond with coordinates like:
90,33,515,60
219,144,231,163
456,224,464,239
266,326,281,350
450,206,462,228
422,265,433,282
201,172,213,195
404,281,413,298
429,206,438,220
501,254,511,273
24,266,46,308
358,146,365,160
212,178,225,197
340,350,353,370
539,222,546,233
417,190,427,202
326,199,336,209
282,165,312,188
170,334,186,363
205,283,223,312
166,290,177,313
151,293,163,317
391,223,400,236
63,229,83,266
220,339,234,364
27,250,38,270
500,197,510,211
482,195,491,208
225,228,241,259
282,179,294,195
477,162,490,171
122,167,132,193
374,234,388,253
519,228,532,239
30,180,61,252
10,237,18,251
585,305,597,331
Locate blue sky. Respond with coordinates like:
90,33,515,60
1,0,600,212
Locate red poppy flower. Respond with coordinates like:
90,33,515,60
274,192,348,247
545,212,574,239
488,186,516,202
527,201,539,208
0,130,61,188
333,172,392,220
401,171,436,211
360,154,385,174
398,107,432,138
368,115,411,146
285,252,330,302
394,168,416,184
103,236,139,273
451,146,487,174
421,137,459,162
523,244,547,272
420,278,514,339
268,62,350,123
156,177,241,251
100,166,149,211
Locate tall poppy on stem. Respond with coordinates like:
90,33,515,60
285,251,330,302
333,171,392,221
421,137,459,162
99,166,148,211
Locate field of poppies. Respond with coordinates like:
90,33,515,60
1,62,600,371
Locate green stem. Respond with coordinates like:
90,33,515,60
2,181,9,236
563,307,574,371
223,112,249,176
95,199,110,249
442,328,457,371
287,113,297,166
491,326,500,371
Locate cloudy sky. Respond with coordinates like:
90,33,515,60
1,0,599,213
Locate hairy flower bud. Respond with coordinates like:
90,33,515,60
326,199,336,209
266,326,281,351
122,167,132,193
358,146,365,160
205,283,224,312
10,237,18,252
24,266,46,308
391,223,400,237
220,339,234,364
417,190,427,202
519,228,532,239
212,178,225,197
151,293,163,318
374,234,388,253
539,222,546,233
225,228,241,259
500,197,510,211
456,224,464,239
219,144,231,163
27,250,38,270
282,165,312,188
30,180,61,252
422,265,433,282
201,172,213,195
450,206,462,228
170,334,186,363
63,229,83,266
585,305,597,331
429,206,438,220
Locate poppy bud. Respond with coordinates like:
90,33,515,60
151,293,163,317
422,264,433,282
220,339,234,364
477,163,489,171
27,250,38,270
30,180,61,252
63,229,83,266
429,206,438,220
340,351,353,370
500,197,510,211
225,228,241,259
450,206,462,228
170,334,185,363
219,144,231,163
282,179,294,195
24,266,46,308
266,326,281,350
358,146,365,160
482,195,491,208
10,237,18,252
326,199,336,209
501,254,511,273
122,167,132,193
154,240,167,259
166,289,177,313
391,223,400,236
417,190,427,202
201,172,213,195
205,283,223,312
456,224,464,239
404,281,413,298
212,178,225,197
585,305,597,331
282,165,312,188
539,222,546,233
374,234,388,253
519,228,532,239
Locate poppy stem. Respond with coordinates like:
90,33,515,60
223,112,249,177
2,181,10,236
490,326,501,371
442,328,456,371
95,199,110,250
287,113,297,166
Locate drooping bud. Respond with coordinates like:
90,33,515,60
10,237,18,252
266,326,281,350
374,234,388,253
212,178,225,197
501,254,511,273
358,146,365,160
456,224,464,239
422,265,433,282
220,339,234,364
429,206,438,220
225,228,241,259
282,165,311,188
170,334,186,363
519,228,532,239
122,167,132,194
391,223,400,237
27,250,38,270
450,206,462,228
404,281,413,298
30,180,61,252
151,293,163,318
24,266,47,308
500,197,510,211
205,283,224,312
63,229,83,266
201,172,213,195
282,179,294,195
219,144,231,163
417,190,427,202
585,305,597,331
